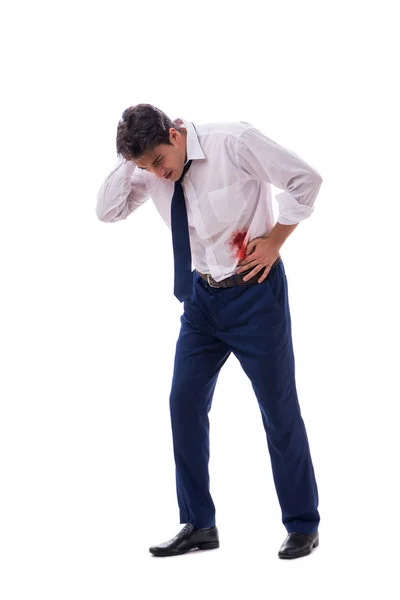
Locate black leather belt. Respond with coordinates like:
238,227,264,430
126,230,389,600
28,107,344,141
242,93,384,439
197,255,281,288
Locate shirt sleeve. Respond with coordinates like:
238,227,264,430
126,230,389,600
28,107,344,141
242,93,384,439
96,158,150,222
235,126,323,225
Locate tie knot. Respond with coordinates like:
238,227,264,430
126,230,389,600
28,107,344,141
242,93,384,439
178,159,192,183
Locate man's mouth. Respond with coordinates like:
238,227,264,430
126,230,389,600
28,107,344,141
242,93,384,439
164,170,172,180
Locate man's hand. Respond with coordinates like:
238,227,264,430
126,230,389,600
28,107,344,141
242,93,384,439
236,223,299,283
236,235,280,283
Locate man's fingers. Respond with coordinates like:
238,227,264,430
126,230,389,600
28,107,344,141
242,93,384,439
243,264,264,282
258,267,271,283
236,262,257,274
236,258,259,273
244,240,257,256
238,251,259,267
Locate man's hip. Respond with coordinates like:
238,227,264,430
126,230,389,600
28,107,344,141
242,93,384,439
196,255,282,289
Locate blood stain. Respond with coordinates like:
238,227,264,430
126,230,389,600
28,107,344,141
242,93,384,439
229,229,248,260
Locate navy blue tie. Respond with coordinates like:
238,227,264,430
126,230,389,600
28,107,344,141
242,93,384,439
171,159,193,301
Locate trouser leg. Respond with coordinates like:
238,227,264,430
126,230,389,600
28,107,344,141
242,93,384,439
169,310,231,528
219,262,320,534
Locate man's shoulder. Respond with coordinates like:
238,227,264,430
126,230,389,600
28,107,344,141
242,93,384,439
195,120,254,140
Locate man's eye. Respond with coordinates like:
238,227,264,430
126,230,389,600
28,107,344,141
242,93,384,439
139,158,163,170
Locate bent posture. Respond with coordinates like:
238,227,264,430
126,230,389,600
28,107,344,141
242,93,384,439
96,104,322,559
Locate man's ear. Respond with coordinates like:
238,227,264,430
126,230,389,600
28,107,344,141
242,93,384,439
169,127,180,145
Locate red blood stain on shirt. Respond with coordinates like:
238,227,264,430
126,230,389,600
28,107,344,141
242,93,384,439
229,229,248,260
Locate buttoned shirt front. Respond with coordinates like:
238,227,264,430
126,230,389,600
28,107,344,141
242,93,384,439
96,118,322,281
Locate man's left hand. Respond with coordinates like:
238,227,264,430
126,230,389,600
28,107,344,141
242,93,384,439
236,235,281,283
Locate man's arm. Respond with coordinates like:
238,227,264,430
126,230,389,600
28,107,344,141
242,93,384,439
235,126,322,282
96,158,150,223
235,126,323,226
267,222,299,249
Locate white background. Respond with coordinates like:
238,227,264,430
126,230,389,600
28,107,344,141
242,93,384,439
1,0,399,598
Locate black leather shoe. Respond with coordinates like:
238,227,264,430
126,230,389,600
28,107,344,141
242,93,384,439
149,523,219,557
278,532,319,559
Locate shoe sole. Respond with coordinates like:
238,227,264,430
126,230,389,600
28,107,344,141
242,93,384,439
278,538,319,559
150,540,220,557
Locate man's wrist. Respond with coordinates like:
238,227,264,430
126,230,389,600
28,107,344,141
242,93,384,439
266,222,299,250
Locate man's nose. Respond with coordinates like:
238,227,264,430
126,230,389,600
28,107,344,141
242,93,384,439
154,166,166,178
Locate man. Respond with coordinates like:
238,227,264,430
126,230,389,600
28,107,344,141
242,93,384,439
96,104,322,559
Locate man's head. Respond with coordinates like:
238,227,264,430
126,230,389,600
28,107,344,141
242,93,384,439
116,104,187,182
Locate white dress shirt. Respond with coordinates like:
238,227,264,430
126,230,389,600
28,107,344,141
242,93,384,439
96,118,322,281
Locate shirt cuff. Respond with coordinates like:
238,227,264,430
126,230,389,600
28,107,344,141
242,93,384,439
275,190,315,225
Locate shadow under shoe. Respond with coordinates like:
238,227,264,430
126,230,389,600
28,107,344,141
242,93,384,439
149,523,219,557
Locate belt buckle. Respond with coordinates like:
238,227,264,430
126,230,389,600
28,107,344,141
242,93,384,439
207,274,219,288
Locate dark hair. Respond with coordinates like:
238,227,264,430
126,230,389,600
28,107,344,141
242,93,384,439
116,104,181,160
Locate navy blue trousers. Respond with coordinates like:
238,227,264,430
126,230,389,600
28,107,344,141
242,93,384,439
169,259,320,534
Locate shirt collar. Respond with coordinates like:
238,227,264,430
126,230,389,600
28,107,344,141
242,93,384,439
173,118,206,162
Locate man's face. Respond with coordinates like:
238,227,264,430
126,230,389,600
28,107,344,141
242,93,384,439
132,128,186,182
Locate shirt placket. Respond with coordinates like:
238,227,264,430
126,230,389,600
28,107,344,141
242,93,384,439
183,177,221,278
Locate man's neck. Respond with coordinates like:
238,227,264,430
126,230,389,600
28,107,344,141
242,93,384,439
181,127,188,163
